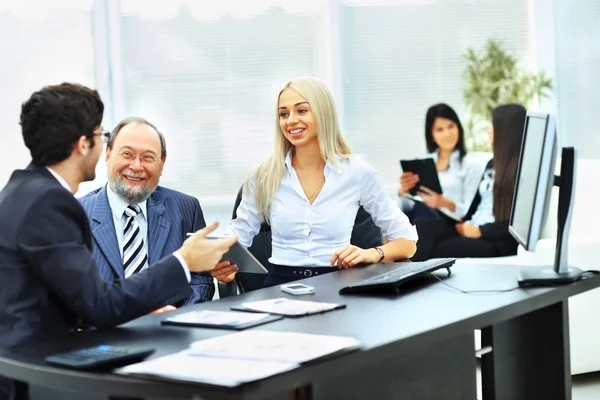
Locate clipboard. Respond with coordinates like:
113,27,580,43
399,158,443,195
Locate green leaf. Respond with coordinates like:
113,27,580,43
462,38,554,151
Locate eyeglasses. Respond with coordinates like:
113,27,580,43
93,130,110,144
116,150,159,165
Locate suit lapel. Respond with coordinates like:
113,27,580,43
147,192,171,264
91,186,124,279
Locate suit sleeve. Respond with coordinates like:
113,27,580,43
18,189,192,329
479,222,511,239
181,198,215,305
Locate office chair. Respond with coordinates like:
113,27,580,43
217,185,383,298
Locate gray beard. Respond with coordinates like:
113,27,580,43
108,178,156,204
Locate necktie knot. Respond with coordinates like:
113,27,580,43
124,204,141,218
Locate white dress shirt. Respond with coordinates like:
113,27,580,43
399,150,484,220
230,153,418,267
106,185,149,259
46,167,74,193
105,185,190,281
45,168,190,282
430,150,485,219
466,166,495,226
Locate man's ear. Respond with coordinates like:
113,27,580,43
76,136,90,156
159,156,167,175
105,146,112,162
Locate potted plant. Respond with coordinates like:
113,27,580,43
462,39,553,151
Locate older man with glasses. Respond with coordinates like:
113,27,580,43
79,117,238,308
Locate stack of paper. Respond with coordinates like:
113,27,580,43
117,330,361,387
233,297,345,316
188,331,361,364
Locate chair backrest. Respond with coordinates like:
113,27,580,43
219,185,383,296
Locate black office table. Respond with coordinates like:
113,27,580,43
1,262,598,400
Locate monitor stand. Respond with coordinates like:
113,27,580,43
517,147,583,287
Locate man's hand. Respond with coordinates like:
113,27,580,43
330,245,380,269
179,221,238,273
455,223,482,239
151,305,176,315
211,261,239,283
399,172,419,196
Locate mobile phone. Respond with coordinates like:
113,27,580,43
280,283,315,295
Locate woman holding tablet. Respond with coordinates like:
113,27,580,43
229,76,418,287
399,103,485,222
411,104,526,260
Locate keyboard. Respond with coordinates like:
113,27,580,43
339,258,456,294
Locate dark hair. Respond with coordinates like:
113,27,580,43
108,117,167,158
491,104,527,222
425,103,467,162
20,83,104,166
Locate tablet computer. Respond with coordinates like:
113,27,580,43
207,235,269,274
399,158,443,195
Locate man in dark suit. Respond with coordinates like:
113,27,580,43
79,117,237,306
0,83,237,399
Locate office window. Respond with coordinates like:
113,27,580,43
337,0,531,190
114,0,328,221
554,0,600,159
0,0,95,186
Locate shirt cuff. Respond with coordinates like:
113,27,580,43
173,251,191,283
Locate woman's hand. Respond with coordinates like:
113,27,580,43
330,245,380,269
399,172,419,196
455,223,481,238
418,186,455,211
211,261,239,283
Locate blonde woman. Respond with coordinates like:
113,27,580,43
230,77,418,287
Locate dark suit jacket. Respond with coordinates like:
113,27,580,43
0,165,191,350
79,185,214,305
464,159,518,256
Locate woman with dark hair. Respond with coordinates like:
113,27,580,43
399,103,485,222
411,104,527,261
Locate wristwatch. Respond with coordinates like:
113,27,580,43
374,247,385,263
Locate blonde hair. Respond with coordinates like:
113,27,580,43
247,76,352,222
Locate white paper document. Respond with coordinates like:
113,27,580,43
164,309,271,327
238,297,344,316
116,330,361,387
118,350,296,387
188,330,361,364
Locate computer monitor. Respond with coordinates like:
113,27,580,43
509,112,558,250
509,111,582,286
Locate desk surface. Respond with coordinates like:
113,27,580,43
1,262,599,399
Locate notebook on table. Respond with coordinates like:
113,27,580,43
117,331,361,387
231,297,346,317
161,309,282,330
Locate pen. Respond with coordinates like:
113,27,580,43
187,233,227,239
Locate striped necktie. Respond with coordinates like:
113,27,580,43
122,204,148,278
